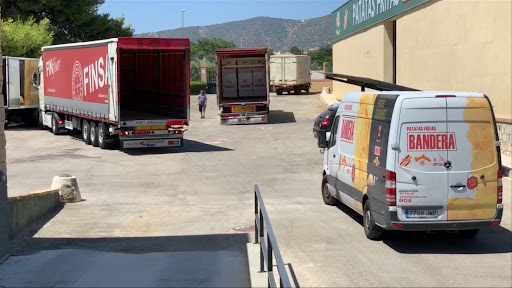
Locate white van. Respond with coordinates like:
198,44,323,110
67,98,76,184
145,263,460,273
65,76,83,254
318,91,503,240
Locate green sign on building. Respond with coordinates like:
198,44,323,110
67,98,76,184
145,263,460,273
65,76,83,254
332,0,432,42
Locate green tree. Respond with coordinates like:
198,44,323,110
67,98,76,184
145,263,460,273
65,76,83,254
308,45,332,70
268,48,275,56
290,46,302,55
190,38,236,81
1,0,133,44
191,38,236,64
1,17,53,57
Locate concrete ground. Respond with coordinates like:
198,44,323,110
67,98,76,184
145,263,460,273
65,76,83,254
1,93,511,287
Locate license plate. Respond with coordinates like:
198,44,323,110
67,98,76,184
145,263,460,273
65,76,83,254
232,106,255,113
406,209,438,218
123,139,181,148
153,130,170,134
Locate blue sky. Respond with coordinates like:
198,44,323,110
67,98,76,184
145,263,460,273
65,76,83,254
98,0,347,34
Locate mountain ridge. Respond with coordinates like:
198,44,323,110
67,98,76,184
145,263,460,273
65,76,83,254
136,15,331,51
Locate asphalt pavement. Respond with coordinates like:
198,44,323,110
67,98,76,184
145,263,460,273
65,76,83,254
1,93,511,287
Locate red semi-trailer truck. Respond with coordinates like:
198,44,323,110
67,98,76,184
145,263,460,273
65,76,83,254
34,37,190,149
216,48,270,125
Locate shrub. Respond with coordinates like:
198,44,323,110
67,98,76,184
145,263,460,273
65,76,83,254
190,81,207,94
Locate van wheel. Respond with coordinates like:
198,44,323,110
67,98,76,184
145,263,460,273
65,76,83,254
322,175,339,206
98,123,110,149
363,200,384,241
90,122,99,147
82,120,91,145
459,229,479,239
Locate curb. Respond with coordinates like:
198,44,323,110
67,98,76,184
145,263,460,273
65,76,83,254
317,93,338,108
246,243,268,288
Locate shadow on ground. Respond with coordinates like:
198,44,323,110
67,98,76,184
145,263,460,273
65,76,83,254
335,203,512,254
4,124,42,131
123,139,233,156
12,233,250,256
4,206,250,287
268,110,296,124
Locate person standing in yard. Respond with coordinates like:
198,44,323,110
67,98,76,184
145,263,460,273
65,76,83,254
198,90,207,119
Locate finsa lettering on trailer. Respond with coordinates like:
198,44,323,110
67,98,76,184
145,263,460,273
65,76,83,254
46,58,61,79
83,55,108,96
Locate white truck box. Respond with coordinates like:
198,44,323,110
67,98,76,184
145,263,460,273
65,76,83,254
270,55,311,95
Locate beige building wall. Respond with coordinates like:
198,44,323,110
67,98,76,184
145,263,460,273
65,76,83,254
332,24,393,100
396,0,512,123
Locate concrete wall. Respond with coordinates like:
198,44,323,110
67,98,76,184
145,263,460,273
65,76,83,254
396,0,512,123
8,190,61,239
0,6,9,263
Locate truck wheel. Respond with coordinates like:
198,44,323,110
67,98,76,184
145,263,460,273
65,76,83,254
90,122,99,147
36,110,44,129
363,200,384,241
82,120,92,145
98,123,110,149
276,89,283,95
295,88,302,95
322,175,339,206
51,116,59,135
305,87,310,94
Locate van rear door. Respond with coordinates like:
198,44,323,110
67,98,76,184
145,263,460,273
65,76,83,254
445,97,500,220
396,97,449,221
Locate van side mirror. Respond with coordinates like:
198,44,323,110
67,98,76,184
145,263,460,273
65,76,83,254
318,132,328,148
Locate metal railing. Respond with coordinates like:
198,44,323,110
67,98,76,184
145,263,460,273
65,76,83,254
254,185,292,288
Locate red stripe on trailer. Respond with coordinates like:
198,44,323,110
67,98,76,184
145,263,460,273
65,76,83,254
117,38,190,50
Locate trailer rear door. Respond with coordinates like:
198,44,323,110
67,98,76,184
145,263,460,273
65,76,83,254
6,58,21,108
117,38,190,127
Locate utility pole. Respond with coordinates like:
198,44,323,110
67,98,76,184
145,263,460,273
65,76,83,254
182,9,186,28
301,20,305,55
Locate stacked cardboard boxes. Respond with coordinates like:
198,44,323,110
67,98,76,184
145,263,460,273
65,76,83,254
252,65,267,97
237,60,253,97
220,56,267,98
221,65,238,98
